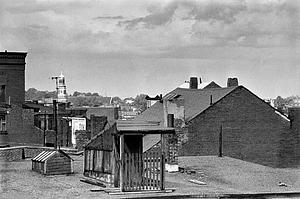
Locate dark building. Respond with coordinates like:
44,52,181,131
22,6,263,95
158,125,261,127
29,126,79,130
136,77,300,168
0,51,39,146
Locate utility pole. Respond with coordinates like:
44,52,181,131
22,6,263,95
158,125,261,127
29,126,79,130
219,125,223,157
53,100,58,149
43,111,46,147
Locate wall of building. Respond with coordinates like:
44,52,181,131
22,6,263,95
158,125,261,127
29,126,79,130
163,98,185,165
0,52,35,146
7,107,44,146
182,87,299,168
86,107,118,123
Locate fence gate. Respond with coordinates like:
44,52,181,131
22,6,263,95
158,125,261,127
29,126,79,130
122,150,164,192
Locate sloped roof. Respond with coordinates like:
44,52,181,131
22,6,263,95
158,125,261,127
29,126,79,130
137,86,237,152
178,81,221,89
32,150,73,162
84,123,114,151
135,86,237,123
134,102,164,124
117,120,174,134
23,102,53,113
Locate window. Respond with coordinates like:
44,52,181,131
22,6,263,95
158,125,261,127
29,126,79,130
0,85,5,102
0,115,6,131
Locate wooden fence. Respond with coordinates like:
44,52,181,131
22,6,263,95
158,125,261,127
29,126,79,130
122,150,164,191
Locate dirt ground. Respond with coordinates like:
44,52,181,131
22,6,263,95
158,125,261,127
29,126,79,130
1,155,299,199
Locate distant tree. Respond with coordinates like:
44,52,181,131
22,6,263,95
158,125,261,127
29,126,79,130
133,94,147,113
274,96,286,113
73,91,81,97
25,88,56,100
91,92,99,96
112,96,122,104
25,88,38,100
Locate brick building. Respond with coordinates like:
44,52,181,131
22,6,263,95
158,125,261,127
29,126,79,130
0,51,44,146
137,77,299,168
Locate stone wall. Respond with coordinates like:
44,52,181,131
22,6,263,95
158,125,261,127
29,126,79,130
0,146,54,161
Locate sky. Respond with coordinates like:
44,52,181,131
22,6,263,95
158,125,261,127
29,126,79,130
1,0,300,99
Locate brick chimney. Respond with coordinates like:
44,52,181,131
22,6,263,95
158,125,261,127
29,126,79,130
189,77,198,89
227,78,238,87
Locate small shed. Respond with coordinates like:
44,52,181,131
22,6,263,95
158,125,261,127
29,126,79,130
32,150,73,175
83,120,175,192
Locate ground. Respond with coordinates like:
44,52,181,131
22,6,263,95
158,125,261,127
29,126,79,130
1,155,299,199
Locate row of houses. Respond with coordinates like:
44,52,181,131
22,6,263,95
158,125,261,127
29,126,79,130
81,77,299,191
1,51,299,171
0,51,119,148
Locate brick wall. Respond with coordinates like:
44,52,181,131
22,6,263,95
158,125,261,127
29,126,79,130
86,107,118,123
0,53,26,146
7,107,44,146
182,87,299,168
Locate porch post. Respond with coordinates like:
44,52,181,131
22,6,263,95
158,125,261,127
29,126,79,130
120,134,125,192
160,133,165,190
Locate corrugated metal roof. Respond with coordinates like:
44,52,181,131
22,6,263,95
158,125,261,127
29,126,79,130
32,150,73,162
32,151,56,162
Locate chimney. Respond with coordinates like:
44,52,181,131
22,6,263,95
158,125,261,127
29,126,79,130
227,78,238,87
189,77,198,89
288,107,300,131
167,114,174,127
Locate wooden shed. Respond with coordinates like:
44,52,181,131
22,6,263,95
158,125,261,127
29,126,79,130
32,150,73,175
83,121,175,192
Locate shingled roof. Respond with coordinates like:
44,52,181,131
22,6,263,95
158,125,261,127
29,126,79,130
135,86,237,124
137,86,238,152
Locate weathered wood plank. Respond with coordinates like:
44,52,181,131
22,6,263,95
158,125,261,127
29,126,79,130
120,135,125,192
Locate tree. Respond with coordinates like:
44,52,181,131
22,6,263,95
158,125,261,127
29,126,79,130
92,92,99,96
25,88,38,100
73,91,81,97
111,96,122,105
133,94,147,113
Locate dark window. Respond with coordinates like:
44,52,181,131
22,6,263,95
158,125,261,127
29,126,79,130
0,115,6,131
0,85,5,102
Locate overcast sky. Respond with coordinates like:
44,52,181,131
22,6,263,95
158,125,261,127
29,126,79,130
1,0,300,99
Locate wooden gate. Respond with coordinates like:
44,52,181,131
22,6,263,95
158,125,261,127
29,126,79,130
122,150,164,191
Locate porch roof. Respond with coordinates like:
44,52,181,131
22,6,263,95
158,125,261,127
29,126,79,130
116,120,175,135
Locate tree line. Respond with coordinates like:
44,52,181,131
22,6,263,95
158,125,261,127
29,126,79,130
25,88,148,112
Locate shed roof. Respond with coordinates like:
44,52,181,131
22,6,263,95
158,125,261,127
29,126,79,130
84,120,175,151
32,150,73,162
117,120,174,134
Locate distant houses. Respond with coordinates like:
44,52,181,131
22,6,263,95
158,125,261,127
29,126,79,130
136,77,300,168
0,51,120,148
